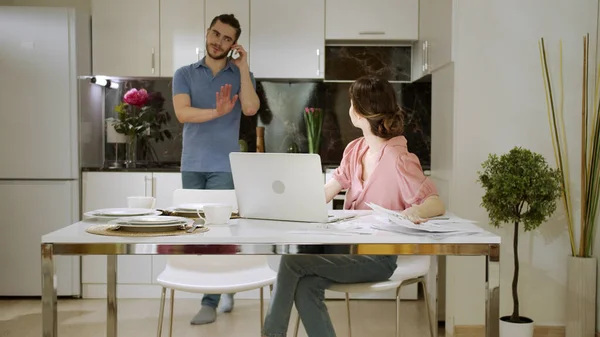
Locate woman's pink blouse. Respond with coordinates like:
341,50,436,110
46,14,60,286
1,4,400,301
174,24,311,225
332,136,438,211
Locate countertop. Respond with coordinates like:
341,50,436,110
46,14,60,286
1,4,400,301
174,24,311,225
82,163,181,172
82,164,430,175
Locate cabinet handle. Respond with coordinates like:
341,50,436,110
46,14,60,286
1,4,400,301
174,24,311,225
144,176,152,196
359,31,385,35
422,42,426,72
152,177,156,198
316,49,321,76
424,40,429,72
151,48,155,75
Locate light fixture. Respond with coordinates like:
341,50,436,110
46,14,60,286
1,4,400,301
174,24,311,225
91,76,119,89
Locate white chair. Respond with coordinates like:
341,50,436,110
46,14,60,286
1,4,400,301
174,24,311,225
267,256,435,337
172,188,239,210
155,189,277,337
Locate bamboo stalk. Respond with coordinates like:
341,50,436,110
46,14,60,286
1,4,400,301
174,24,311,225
579,35,589,257
539,38,576,256
585,63,600,256
557,40,576,256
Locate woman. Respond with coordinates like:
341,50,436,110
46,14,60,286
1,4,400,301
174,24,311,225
261,75,445,337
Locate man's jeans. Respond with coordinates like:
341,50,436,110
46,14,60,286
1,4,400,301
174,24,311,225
181,171,234,308
182,171,234,190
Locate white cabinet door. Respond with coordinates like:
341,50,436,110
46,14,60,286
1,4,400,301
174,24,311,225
413,0,454,80
160,0,205,77
150,172,182,281
250,0,324,79
81,172,154,285
91,0,160,77
152,172,183,209
326,0,418,40
421,0,454,74
205,0,250,63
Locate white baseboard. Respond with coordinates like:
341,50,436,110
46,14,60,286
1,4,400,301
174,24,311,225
81,283,418,300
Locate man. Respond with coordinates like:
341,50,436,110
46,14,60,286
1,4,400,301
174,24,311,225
172,13,260,325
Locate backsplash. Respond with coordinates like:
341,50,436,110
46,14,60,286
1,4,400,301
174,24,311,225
325,45,412,82
102,78,431,170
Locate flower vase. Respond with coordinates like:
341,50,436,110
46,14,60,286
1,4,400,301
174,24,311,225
304,107,323,154
566,256,597,337
126,135,137,168
307,136,320,154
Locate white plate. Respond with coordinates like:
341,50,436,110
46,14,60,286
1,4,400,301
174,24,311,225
109,221,190,232
108,217,192,231
84,208,162,220
173,203,215,212
169,204,239,213
117,215,188,225
87,208,157,217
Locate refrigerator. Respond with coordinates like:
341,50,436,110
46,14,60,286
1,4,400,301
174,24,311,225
0,6,84,296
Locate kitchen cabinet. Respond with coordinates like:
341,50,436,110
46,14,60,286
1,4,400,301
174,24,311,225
412,0,454,80
160,0,206,77
326,0,418,41
249,0,325,79
205,0,250,64
91,0,160,77
80,171,182,298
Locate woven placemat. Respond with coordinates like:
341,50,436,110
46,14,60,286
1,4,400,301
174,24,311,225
85,224,209,237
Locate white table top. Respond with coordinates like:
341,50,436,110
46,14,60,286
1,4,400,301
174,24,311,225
42,211,500,246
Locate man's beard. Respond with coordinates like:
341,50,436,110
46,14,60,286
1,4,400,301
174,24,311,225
206,43,229,60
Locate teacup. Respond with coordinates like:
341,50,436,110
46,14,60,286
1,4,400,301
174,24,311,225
127,196,156,209
197,204,233,225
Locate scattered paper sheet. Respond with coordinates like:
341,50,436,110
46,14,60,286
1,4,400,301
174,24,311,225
365,202,483,235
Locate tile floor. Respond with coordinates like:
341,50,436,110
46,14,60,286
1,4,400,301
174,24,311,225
0,298,443,336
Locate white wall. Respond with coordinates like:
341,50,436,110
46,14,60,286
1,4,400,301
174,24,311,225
446,0,599,329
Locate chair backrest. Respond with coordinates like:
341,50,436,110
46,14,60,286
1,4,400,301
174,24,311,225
172,188,238,210
166,188,262,273
267,256,282,272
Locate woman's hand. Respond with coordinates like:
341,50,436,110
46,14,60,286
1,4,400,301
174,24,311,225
401,207,426,224
402,195,446,224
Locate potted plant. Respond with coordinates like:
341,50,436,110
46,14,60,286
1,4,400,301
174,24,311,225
477,146,562,337
539,35,600,337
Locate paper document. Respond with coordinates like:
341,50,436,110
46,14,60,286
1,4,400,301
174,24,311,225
365,202,483,235
288,219,375,236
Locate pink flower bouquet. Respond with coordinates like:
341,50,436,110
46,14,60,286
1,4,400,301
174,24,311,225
110,88,171,141
123,88,149,107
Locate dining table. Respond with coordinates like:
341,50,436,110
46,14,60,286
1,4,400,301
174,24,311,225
41,210,501,337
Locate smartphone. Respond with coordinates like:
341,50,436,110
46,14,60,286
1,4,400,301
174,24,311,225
227,49,239,60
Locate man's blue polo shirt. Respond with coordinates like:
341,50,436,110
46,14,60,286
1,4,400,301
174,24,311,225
172,58,256,172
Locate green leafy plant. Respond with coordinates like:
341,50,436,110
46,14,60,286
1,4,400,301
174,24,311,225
477,146,562,323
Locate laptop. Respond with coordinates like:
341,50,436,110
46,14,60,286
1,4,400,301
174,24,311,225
229,152,357,223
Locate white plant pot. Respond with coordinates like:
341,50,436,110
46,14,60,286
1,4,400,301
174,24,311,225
499,317,534,337
566,256,597,337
